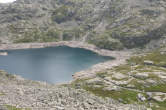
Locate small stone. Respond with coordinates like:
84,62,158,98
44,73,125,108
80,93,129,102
126,84,135,88
137,93,146,101
134,73,149,79
153,96,165,102
87,99,95,105
54,106,65,110
144,60,154,65
103,86,120,91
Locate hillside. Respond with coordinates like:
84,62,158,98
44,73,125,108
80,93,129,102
0,0,166,50
0,0,166,110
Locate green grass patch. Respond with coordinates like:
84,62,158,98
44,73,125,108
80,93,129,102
151,66,166,72
14,28,61,43
126,79,145,90
6,105,30,110
145,84,166,93
128,51,166,67
83,85,139,104
150,100,166,110
114,64,131,74
0,92,5,96
148,73,160,80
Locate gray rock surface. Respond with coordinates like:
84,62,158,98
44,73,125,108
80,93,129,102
0,71,146,110
0,0,166,50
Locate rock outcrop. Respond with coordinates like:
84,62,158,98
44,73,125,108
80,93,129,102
0,70,146,110
0,0,166,50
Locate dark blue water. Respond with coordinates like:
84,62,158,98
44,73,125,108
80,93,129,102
0,46,111,83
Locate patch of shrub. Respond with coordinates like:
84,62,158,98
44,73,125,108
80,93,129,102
14,28,61,43
51,6,74,23
63,30,75,41
62,28,84,41
88,32,123,50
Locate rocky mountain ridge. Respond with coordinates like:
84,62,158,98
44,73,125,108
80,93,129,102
0,0,166,50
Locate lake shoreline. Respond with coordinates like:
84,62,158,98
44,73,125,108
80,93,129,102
0,41,132,80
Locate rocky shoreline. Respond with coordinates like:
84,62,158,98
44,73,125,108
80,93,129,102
0,41,132,80
0,70,146,110
0,41,141,110
2,42,164,110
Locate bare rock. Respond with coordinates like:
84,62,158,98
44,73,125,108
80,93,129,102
137,93,146,101
134,73,149,79
144,60,154,65
112,73,127,80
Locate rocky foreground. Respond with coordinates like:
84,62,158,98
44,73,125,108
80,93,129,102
0,70,146,110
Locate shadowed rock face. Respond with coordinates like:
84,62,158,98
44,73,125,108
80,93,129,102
0,0,166,49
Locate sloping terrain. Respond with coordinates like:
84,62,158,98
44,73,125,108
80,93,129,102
0,0,166,110
0,0,166,50
71,46,166,110
0,70,145,110
0,46,166,110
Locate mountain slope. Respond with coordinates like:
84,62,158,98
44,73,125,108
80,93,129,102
0,0,166,50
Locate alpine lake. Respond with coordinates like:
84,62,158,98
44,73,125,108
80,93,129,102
0,46,112,83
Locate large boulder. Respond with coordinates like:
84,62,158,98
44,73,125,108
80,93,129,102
144,60,154,65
